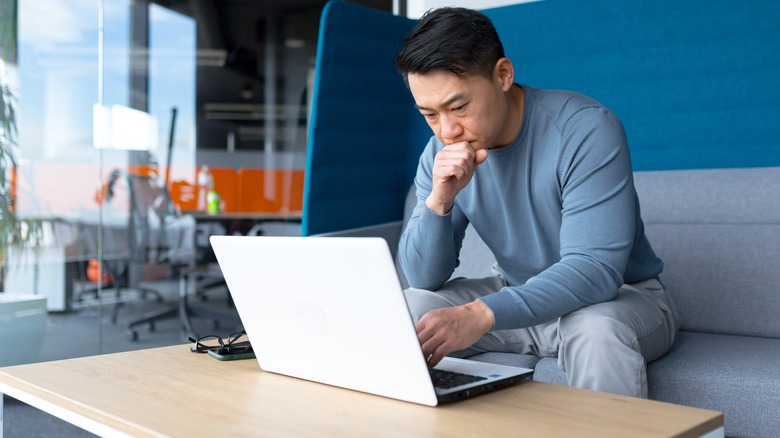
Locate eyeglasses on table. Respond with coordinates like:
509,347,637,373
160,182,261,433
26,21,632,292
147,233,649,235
188,331,253,355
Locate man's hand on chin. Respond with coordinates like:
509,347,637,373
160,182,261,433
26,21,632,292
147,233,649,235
426,141,489,215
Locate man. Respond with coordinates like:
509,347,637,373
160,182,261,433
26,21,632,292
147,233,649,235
395,7,679,398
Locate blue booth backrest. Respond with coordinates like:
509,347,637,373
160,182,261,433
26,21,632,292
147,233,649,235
303,0,780,236
302,1,425,236
487,0,780,172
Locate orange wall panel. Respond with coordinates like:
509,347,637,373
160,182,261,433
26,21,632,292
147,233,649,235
237,169,304,213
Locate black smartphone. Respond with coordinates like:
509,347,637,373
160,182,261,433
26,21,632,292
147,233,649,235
207,349,256,361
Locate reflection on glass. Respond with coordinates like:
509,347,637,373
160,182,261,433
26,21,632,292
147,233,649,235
2,0,389,370
3,0,198,364
149,2,195,198
1,0,50,368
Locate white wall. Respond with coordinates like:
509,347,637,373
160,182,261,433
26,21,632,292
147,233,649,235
403,0,540,18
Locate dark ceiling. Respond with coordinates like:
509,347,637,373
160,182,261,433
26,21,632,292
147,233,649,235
152,0,392,84
157,0,391,67
149,0,393,150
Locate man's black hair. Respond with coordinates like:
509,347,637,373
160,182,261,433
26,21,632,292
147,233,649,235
395,7,505,86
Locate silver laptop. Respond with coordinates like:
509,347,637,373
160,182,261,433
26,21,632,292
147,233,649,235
209,235,533,406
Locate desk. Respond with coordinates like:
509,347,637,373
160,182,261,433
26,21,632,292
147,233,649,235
188,210,301,254
1,345,723,437
184,211,302,222
183,210,301,239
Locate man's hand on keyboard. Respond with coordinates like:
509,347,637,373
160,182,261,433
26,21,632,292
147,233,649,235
415,300,495,367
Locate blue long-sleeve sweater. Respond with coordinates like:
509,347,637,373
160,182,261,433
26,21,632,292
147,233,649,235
399,85,663,330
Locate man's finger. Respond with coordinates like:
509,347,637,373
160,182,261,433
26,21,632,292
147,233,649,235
423,341,441,367
420,336,440,363
417,326,435,345
427,347,446,368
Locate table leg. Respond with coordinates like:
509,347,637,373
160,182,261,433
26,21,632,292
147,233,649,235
699,426,724,438
179,270,196,339
1,392,5,438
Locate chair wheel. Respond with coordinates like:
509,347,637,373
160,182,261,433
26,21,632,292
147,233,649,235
127,330,138,342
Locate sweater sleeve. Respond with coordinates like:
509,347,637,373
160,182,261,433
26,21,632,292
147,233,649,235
398,138,469,291
480,107,636,330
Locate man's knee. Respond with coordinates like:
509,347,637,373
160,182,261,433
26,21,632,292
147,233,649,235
559,312,637,353
403,276,504,322
558,313,646,398
403,288,456,322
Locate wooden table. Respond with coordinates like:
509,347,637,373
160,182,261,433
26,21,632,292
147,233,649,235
0,345,724,437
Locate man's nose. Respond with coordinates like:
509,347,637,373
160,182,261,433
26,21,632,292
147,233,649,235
439,115,462,142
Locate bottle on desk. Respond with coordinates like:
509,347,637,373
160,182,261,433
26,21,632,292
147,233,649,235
197,165,214,212
207,189,221,214
197,165,222,214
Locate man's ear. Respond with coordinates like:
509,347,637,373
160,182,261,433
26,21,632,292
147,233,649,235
494,58,515,92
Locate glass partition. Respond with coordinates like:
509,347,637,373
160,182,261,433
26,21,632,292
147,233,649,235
0,0,199,364
1,0,390,369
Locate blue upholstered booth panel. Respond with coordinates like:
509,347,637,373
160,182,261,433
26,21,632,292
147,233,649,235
304,0,780,235
303,1,426,236
484,0,780,171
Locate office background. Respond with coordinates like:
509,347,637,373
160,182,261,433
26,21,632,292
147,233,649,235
2,0,396,434
0,0,500,401
2,0,777,436
1,0,398,360
1,0,530,362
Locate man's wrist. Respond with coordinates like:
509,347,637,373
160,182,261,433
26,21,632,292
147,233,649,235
466,300,495,334
425,195,453,215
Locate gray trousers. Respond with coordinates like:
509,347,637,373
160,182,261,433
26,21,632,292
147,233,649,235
404,276,680,398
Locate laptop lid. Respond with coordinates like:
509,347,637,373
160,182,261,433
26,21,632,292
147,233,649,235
210,235,531,406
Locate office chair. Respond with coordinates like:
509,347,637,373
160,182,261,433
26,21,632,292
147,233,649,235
103,168,237,341
70,216,165,324
101,168,191,340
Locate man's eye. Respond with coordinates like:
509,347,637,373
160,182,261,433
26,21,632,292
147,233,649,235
452,104,467,113
423,113,436,120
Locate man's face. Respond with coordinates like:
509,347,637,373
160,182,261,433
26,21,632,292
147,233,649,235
408,68,508,150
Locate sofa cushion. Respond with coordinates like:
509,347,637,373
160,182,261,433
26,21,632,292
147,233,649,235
645,223,780,338
472,331,780,438
647,331,780,438
528,358,567,386
635,167,780,338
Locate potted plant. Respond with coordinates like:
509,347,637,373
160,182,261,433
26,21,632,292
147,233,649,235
0,0,48,367
1,0,46,274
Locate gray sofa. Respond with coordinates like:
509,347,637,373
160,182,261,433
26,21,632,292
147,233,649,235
325,166,780,438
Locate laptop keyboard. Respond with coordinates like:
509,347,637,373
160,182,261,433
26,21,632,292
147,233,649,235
429,368,487,389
